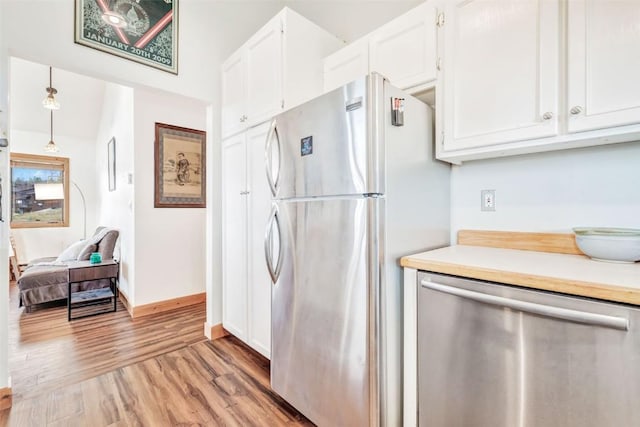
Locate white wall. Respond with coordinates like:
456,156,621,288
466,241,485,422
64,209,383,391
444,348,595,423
451,142,640,238
133,87,207,306
9,130,98,261
95,83,135,301
0,0,10,390
205,105,221,327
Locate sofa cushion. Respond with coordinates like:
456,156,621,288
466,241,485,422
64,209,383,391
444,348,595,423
57,240,86,262
78,244,98,261
97,231,119,260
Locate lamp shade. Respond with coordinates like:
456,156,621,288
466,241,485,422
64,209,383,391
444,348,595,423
34,183,64,200
44,139,59,153
42,94,60,110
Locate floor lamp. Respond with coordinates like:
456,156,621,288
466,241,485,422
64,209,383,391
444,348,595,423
33,181,87,240
72,181,87,240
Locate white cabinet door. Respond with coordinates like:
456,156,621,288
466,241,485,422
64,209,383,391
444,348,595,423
443,0,559,151
221,51,246,139
222,134,248,340
246,18,283,127
369,3,437,90
567,0,640,133
222,126,272,359
246,123,272,359
323,39,369,93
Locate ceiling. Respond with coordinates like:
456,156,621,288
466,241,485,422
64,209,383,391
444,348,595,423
9,57,106,141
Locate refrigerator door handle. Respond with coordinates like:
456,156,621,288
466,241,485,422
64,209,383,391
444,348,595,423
264,206,276,283
265,118,281,197
264,205,284,284
421,280,630,331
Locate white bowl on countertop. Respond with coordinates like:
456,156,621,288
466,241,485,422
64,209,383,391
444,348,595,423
573,227,640,263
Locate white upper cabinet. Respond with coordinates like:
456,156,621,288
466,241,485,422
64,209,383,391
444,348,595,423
567,0,640,133
369,3,437,91
221,52,246,139
442,0,559,151
437,0,640,163
323,2,438,93
222,7,343,139
323,38,369,93
246,19,283,128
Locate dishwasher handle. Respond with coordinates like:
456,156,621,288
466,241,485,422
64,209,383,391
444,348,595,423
421,280,629,331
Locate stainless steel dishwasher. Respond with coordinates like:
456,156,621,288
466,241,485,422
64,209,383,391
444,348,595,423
418,271,640,427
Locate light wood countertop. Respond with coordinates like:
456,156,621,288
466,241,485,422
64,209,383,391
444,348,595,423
401,245,640,305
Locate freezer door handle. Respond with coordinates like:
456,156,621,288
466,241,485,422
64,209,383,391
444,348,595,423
265,118,281,197
264,205,283,284
421,280,629,331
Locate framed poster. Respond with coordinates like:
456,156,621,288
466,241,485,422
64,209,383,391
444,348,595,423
154,123,206,208
108,137,116,191
74,0,178,74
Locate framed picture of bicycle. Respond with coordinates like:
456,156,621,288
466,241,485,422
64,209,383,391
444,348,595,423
74,0,178,74
154,123,206,208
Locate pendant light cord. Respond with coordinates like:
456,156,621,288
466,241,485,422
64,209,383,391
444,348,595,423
49,66,55,142
49,67,55,144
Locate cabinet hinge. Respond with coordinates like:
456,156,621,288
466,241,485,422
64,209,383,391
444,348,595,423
441,131,445,145
281,99,285,109
437,12,445,28
437,57,442,71
280,21,284,34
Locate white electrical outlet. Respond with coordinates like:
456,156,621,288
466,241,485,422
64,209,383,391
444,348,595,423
481,189,496,211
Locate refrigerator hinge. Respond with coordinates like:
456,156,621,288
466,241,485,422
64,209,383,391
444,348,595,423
437,12,445,28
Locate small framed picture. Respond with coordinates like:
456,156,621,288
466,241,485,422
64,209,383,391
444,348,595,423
108,137,116,192
154,123,206,208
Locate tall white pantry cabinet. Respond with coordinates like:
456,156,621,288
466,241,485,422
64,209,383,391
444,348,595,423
222,124,271,357
221,7,343,358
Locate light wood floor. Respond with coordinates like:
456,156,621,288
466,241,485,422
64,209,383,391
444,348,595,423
8,283,206,401
3,284,311,426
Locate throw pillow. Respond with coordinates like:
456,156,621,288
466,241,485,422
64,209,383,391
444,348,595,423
78,244,98,261
56,240,87,262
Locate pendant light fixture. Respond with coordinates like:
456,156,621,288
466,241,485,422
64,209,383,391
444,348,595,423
44,110,59,153
42,66,60,110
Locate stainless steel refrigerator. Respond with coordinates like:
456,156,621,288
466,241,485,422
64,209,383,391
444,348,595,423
264,73,450,426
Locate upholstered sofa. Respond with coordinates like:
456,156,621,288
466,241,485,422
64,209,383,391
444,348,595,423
17,227,119,312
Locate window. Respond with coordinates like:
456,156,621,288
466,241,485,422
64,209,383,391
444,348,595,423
10,153,70,228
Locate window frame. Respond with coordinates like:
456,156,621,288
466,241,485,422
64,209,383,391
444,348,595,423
10,153,70,229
